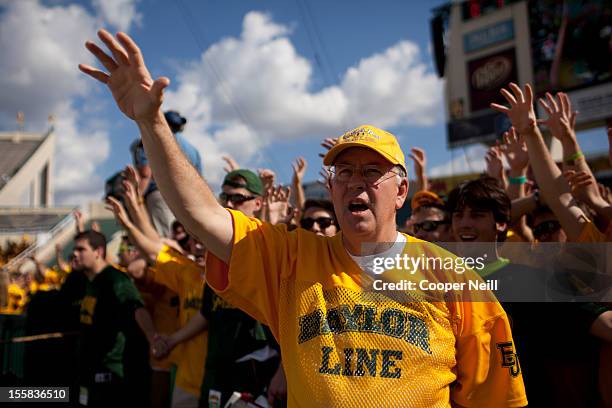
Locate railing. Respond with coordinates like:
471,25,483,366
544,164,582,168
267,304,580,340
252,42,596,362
0,209,76,274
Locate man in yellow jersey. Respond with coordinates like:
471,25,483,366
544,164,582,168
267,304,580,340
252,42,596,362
81,30,527,407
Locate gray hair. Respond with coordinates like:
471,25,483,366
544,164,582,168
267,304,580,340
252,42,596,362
395,165,407,185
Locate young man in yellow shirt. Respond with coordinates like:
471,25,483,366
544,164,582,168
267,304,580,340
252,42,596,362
82,30,527,407
106,196,207,408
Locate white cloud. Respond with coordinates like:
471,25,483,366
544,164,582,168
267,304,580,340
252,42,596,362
429,144,488,177
0,5,443,203
52,102,110,203
165,11,443,185
341,41,443,127
92,0,141,32
0,0,139,205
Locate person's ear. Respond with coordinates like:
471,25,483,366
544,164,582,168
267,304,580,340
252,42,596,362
395,178,409,210
95,246,105,260
254,196,263,211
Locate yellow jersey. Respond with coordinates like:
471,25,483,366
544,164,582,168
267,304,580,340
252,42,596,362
138,271,181,370
150,246,207,397
206,209,527,408
577,221,607,243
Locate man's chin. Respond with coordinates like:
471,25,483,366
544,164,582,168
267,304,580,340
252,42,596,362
342,220,376,238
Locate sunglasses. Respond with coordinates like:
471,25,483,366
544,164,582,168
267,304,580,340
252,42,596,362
219,192,256,205
413,220,449,233
300,217,335,230
532,220,561,239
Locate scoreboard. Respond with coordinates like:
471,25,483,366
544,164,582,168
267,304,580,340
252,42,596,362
432,0,612,147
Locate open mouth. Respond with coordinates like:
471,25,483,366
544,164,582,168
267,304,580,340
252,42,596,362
458,233,477,242
348,203,369,212
348,198,371,214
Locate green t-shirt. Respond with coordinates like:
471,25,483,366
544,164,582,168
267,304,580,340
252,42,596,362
199,284,271,405
79,265,144,380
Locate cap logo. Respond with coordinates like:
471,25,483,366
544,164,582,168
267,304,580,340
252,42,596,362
341,127,380,143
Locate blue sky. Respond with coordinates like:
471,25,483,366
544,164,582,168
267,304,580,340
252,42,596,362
0,0,607,204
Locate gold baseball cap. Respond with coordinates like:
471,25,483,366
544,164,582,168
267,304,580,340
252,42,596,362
411,191,445,210
323,125,406,172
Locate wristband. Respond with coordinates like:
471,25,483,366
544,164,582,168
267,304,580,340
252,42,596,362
509,175,527,185
564,151,584,165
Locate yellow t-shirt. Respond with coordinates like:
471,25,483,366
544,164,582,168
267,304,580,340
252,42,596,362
138,272,181,370
206,209,527,408
500,229,534,267
114,263,180,369
577,221,607,243
150,246,207,397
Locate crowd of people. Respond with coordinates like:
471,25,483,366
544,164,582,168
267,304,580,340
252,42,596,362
1,28,611,407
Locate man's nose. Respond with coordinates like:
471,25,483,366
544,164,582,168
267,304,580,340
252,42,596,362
454,214,469,228
347,171,366,190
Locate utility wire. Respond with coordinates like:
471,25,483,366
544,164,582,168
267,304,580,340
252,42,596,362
173,0,288,179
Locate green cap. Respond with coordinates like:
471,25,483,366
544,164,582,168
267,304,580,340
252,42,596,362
223,169,264,196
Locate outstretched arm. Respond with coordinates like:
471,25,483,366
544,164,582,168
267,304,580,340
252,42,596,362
80,30,233,262
291,157,307,211
106,196,163,264
154,311,208,358
409,147,428,192
491,83,586,241
500,127,533,241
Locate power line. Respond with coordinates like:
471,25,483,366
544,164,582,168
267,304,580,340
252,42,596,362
301,0,341,85
172,0,288,179
294,0,354,129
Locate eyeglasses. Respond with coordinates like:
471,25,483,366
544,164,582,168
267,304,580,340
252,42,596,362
532,220,561,239
219,192,256,205
413,220,449,233
328,164,400,185
300,217,335,230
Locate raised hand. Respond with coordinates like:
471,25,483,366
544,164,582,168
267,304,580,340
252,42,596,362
318,169,331,186
266,185,293,225
409,147,428,191
105,196,131,228
499,127,529,173
79,29,170,122
292,157,308,183
485,145,505,181
537,92,577,143
409,147,426,177
563,170,594,205
258,169,276,192
490,83,537,136
123,165,141,192
221,155,240,173
90,221,101,233
318,137,338,158
73,209,85,233
122,177,141,210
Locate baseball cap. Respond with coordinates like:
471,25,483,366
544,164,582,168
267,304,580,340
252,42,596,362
323,125,406,172
223,169,264,196
164,111,187,128
411,191,445,210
